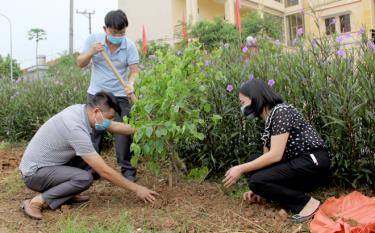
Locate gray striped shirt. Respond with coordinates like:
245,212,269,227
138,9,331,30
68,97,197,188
19,104,97,176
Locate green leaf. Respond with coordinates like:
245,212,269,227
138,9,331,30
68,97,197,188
145,127,153,138
155,127,167,138
122,116,129,124
130,143,141,156
203,103,212,113
148,161,160,176
130,155,139,167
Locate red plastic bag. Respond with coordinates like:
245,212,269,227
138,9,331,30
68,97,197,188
310,191,375,233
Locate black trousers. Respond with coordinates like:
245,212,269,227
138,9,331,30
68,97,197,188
246,149,331,213
87,94,136,177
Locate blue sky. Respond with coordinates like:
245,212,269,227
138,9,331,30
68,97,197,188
0,0,117,68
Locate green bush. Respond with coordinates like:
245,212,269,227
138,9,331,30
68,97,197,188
190,13,283,51
190,17,240,50
130,44,222,179
0,54,89,141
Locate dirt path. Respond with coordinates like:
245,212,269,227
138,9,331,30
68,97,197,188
0,145,319,232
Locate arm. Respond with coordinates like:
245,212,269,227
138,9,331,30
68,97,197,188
77,42,103,68
239,133,288,173
81,154,158,203
125,64,139,102
223,133,289,188
106,121,135,135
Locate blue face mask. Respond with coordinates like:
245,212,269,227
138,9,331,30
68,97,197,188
107,35,123,45
95,111,112,131
240,104,255,119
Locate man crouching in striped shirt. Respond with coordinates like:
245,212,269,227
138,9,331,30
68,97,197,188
19,91,158,220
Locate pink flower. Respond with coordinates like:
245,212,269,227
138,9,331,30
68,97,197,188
226,84,234,93
268,79,275,87
242,46,248,53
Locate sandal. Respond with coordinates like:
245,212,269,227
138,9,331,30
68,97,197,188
291,207,319,224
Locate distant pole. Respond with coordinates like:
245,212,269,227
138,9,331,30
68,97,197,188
69,0,74,54
0,12,13,80
76,10,95,34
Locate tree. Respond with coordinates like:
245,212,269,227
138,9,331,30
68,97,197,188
190,17,240,50
0,54,22,80
28,28,47,79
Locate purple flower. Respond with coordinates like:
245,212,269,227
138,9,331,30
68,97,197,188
204,60,210,66
226,84,234,93
368,41,375,52
344,33,352,39
249,73,254,80
15,91,20,96
242,46,248,53
148,54,156,60
336,35,344,44
268,79,275,87
139,64,145,70
336,49,345,57
329,18,336,25
246,36,257,46
296,27,304,37
358,26,365,35
223,43,229,49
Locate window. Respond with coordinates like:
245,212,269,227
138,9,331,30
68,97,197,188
325,17,336,35
285,0,298,7
287,13,304,45
339,14,351,33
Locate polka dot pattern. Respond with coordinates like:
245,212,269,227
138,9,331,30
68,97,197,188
261,104,329,160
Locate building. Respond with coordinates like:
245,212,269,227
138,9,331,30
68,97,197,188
23,55,49,80
119,0,375,45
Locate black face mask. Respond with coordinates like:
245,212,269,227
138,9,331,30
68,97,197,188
240,104,255,119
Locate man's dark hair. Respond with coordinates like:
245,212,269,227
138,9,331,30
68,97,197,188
105,10,128,30
87,91,120,114
239,79,284,118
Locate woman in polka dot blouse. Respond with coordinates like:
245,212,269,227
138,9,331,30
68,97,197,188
222,79,331,223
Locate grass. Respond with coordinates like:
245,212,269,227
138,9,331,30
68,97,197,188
57,211,137,233
0,170,25,196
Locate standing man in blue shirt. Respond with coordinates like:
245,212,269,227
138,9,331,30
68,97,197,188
77,9,138,181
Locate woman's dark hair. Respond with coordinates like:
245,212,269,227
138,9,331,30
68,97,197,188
239,79,284,117
105,10,128,30
87,91,120,114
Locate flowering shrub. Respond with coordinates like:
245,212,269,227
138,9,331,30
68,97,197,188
0,54,89,141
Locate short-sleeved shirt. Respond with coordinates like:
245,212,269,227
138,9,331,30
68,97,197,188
19,104,97,176
261,103,328,160
82,33,139,97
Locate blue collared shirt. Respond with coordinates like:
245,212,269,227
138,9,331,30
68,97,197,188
82,33,139,97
